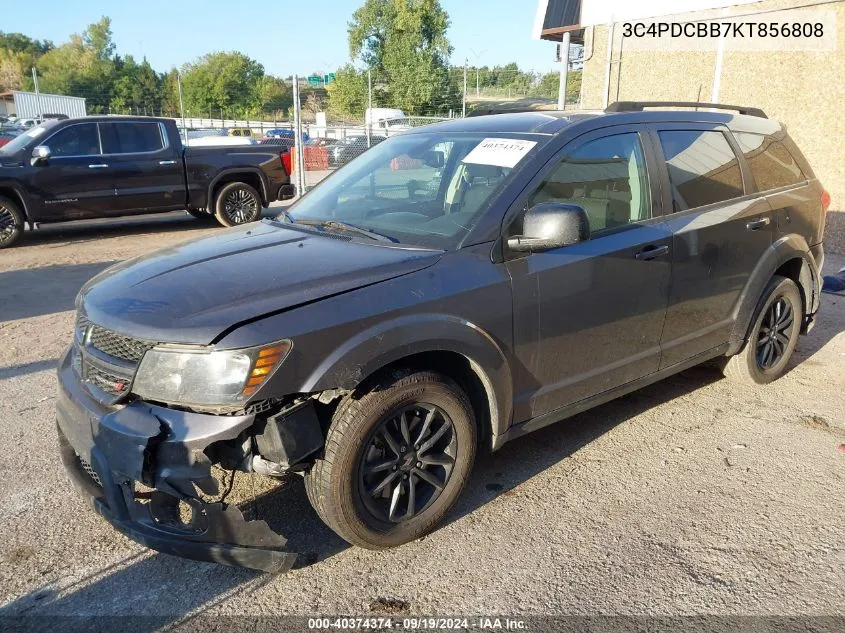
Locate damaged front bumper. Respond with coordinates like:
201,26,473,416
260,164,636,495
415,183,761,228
55,349,298,573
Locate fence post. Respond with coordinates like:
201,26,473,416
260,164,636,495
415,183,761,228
177,71,187,143
462,59,467,118
292,75,306,197
367,68,372,148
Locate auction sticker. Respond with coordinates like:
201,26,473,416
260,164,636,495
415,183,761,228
463,138,537,169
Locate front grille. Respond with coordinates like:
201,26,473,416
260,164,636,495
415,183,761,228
77,314,155,364
75,312,156,403
84,365,131,397
78,455,102,487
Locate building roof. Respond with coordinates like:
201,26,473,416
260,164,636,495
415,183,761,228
533,0,584,42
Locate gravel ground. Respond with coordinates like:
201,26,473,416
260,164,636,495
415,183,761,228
0,212,843,627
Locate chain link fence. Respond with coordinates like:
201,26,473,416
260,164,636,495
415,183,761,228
286,67,582,195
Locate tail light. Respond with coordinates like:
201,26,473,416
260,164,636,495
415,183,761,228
280,151,292,175
821,189,831,212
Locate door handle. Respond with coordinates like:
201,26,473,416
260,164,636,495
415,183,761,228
635,245,670,261
88,163,109,169
159,160,177,165
746,217,771,231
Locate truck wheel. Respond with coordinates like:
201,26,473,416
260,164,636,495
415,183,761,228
305,370,476,549
722,275,802,385
213,182,262,227
0,196,24,249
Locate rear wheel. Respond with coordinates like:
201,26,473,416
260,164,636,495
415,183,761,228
305,370,476,549
0,196,24,249
722,275,802,385
213,182,262,227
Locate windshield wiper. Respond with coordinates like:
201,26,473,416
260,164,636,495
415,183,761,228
291,218,396,243
321,221,396,242
276,208,295,224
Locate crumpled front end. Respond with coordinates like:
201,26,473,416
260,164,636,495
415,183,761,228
55,336,301,573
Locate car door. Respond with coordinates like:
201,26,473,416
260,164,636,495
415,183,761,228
29,121,114,221
99,121,184,214
649,124,774,368
504,126,672,422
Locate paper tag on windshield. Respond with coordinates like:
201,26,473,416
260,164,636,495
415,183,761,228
462,138,537,169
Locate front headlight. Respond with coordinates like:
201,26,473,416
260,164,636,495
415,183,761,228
132,340,291,408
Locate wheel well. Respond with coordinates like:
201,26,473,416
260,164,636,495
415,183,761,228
212,173,266,207
0,187,29,223
361,351,492,449
774,257,807,312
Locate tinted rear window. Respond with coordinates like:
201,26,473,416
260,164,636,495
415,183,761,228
734,132,806,191
658,130,744,211
101,122,164,154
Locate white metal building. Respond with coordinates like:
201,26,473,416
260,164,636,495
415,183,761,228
0,91,87,119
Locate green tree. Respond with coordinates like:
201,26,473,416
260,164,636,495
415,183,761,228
181,51,264,118
339,0,457,116
255,75,292,116
32,18,118,112
326,64,368,119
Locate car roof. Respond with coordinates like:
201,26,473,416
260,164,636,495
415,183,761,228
405,108,782,137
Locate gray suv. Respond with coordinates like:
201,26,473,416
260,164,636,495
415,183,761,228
56,102,828,572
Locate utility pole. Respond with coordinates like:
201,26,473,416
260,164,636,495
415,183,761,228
462,58,468,118
31,68,45,121
176,71,187,142
558,31,571,110
476,68,480,97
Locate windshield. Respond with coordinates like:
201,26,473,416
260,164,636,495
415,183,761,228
282,132,544,250
0,121,57,155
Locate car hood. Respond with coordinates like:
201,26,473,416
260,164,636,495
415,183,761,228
80,220,443,345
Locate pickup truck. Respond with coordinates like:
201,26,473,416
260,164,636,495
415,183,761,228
0,116,293,248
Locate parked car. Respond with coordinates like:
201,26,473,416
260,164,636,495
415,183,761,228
265,129,309,142
306,137,340,148
329,134,387,166
0,116,293,247
0,128,23,148
56,102,826,572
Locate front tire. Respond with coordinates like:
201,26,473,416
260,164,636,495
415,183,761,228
722,275,803,385
213,182,262,227
305,370,476,549
0,196,24,249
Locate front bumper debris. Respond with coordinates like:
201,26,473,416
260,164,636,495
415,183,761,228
55,348,298,573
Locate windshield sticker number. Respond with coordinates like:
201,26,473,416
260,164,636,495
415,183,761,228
462,138,537,168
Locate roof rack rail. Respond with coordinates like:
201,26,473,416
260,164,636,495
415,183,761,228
467,107,558,117
606,101,767,119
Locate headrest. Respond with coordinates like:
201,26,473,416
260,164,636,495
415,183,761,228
464,163,502,181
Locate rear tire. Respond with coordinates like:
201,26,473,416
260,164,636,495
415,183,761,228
213,182,262,227
0,195,24,249
722,275,802,385
305,370,476,549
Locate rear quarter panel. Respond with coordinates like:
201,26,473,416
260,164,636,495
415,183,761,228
184,145,288,208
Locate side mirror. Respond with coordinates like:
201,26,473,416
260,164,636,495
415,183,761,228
31,145,51,167
507,203,590,252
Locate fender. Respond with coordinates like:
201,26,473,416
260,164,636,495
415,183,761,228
301,313,513,446
0,181,35,226
206,167,269,208
727,233,820,355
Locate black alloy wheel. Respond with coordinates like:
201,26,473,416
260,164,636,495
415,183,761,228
358,404,457,523
223,188,259,224
756,297,794,370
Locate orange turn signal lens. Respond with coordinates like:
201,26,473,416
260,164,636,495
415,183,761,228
240,340,291,399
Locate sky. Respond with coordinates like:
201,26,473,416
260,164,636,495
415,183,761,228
1,0,560,76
